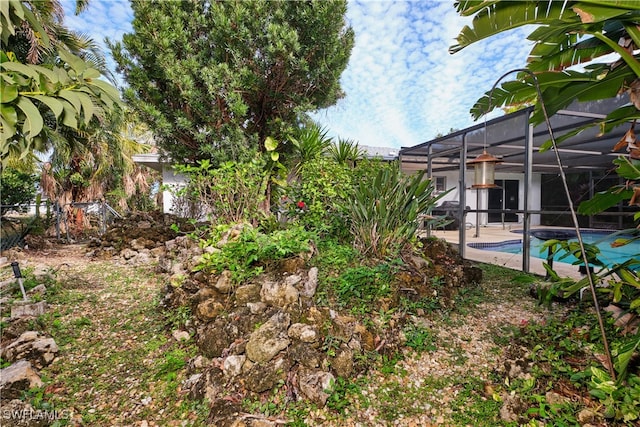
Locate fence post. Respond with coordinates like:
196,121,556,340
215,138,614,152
55,202,61,240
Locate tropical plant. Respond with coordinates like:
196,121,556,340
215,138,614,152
450,0,640,394
1,0,121,167
451,1,640,123
283,155,354,238
195,224,314,283
328,138,365,167
288,124,333,171
109,0,354,163
347,166,444,257
38,106,154,233
171,155,267,224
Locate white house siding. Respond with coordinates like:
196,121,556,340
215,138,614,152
429,170,542,228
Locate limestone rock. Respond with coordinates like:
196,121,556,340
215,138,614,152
246,312,291,363
298,368,334,407
192,287,220,304
196,318,237,358
287,341,323,368
235,285,261,305
196,299,225,322
499,394,526,423
331,345,354,377
243,357,291,393
287,323,318,344
284,274,302,287
247,302,267,314
213,270,234,294
10,301,47,318
260,280,298,308
223,355,246,378
0,331,58,369
0,360,43,400
172,330,191,342
187,366,225,401
301,267,319,298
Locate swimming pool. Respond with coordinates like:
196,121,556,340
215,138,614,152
468,229,640,268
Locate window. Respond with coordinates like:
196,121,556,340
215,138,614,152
434,176,446,193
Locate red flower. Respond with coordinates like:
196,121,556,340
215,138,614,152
297,201,306,209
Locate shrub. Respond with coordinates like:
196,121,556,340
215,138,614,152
1,168,38,214
283,156,353,238
329,263,395,313
171,156,266,222
195,224,314,283
347,166,444,257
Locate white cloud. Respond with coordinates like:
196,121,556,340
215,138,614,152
61,0,535,149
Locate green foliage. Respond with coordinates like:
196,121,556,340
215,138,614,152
451,2,640,123
0,167,38,211
1,31,121,166
453,1,640,393
329,263,395,313
403,323,437,352
288,124,333,167
312,239,360,272
325,376,364,414
155,348,189,380
589,367,640,423
328,138,365,166
164,305,192,331
283,156,354,238
172,156,266,222
347,166,444,257
196,224,314,283
110,0,354,162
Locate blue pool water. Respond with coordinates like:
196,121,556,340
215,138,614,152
468,229,640,268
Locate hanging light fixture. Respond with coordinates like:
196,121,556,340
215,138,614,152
468,89,503,188
467,149,503,188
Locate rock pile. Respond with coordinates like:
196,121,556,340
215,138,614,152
1,273,60,422
86,211,194,265
153,224,481,424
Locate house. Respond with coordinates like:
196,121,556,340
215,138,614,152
131,153,185,215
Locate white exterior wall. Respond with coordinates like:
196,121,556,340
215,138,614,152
431,170,542,228
162,166,188,215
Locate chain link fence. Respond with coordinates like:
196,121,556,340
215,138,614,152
1,201,122,250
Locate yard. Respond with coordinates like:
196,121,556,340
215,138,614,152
1,232,635,426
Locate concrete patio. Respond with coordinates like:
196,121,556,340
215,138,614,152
425,224,589,280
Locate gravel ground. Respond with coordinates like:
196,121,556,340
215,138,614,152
2,243,563,426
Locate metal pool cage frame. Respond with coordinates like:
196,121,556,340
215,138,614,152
399,96,636,274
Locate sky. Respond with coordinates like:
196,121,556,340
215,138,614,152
61,0,533,151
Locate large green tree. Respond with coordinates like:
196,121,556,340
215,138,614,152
109,0,354,163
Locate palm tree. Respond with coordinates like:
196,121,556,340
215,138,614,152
3,1,153,234
450,1,640,127
328,138,365,167
1,0,121,168
40,107,155,233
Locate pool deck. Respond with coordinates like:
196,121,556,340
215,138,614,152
423,224,588,280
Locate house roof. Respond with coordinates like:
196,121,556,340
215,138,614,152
359,145,399,161
399,96,632,175
132,153,164,172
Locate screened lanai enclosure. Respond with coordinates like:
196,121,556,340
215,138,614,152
399,96,637,273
